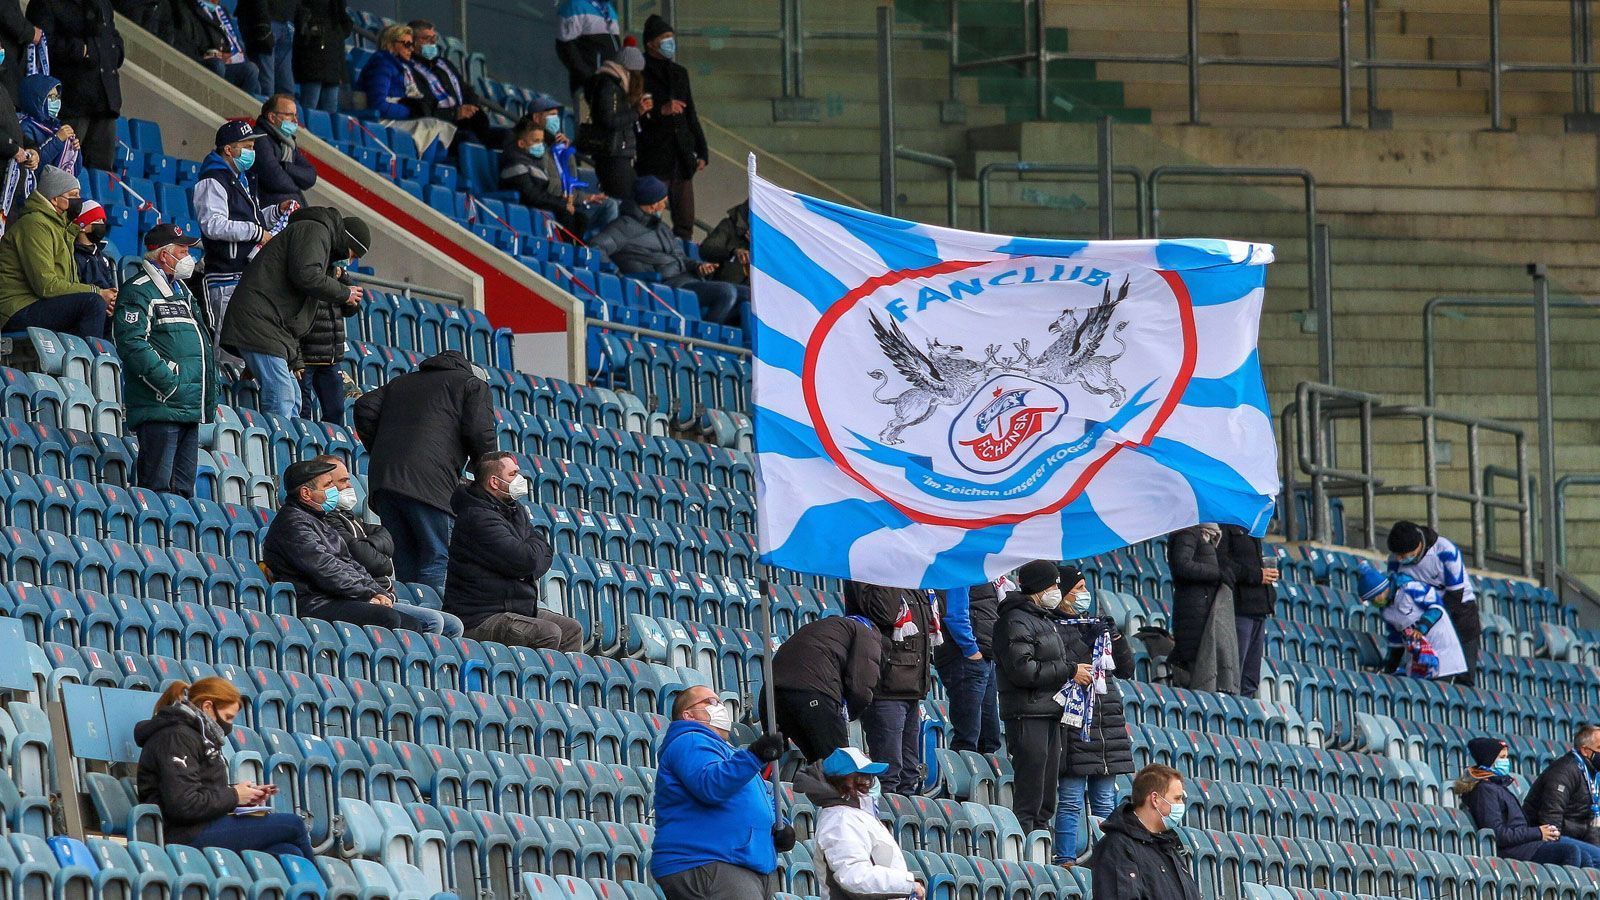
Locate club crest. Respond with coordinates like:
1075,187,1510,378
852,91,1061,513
949,376,1070,475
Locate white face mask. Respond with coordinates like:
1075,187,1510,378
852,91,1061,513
1033,587,1062,609
703,701,733,732
505,474,530,499
335,487,358,511
170,252,197,280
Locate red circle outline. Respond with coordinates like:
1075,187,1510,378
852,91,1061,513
800,263,1198,528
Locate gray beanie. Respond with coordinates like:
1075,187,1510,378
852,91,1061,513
618,46,645,71
36,165,79,199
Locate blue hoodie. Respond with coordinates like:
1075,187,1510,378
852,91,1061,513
17,75,73,174
650,719,776,879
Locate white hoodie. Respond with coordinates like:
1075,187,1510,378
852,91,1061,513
814,802,918,900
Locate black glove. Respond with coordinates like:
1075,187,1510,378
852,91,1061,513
748,733,787,763
772,823,796,852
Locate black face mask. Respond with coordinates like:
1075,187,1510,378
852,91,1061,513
63,197,83,220
87,222,107,242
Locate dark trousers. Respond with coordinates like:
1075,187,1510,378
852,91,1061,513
676,279,747,326
1529,837,1600,867
252,21,296,95
204,58,263,95
299,365,345,424
1445,596,1482,687
935,654,991,754
135,422,200,497
307,600,425,632
556,34,617,94
4,291,108,339
666,175,696,241
594,155,636,213
657,861,767,900
980,660,1003,754
862,698,921,795
772,689,848,763
1006,716,1063,834
369,492,453,594
66,116,118,172
1236,614,1268,698
462,610,585,653
189,812,314,858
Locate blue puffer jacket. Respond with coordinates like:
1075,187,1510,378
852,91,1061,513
650,720,775,879
356,51,421,120
16,74,75,173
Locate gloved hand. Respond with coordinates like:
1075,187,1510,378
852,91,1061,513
748,733,787,762
772,823,796,852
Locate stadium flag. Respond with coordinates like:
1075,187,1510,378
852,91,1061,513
748,166,1279,589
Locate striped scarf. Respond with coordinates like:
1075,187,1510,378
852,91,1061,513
411,58,463,108
1057,620,1115,739
25,36,46,76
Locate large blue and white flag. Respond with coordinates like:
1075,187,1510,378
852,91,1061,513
749,170,1279,589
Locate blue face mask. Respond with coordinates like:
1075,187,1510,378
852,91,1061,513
45,98,60,119
1491,759,1512,777
1161,797,1186,830
236,148,256,171
529,143,546,159
279,120,299,138
318,487,339,513
544,115,561,136
419,43,439,61
659,37,677,58
0,49,7,67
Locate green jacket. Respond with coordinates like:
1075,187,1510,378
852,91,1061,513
114,260,218,429
0,191,98,325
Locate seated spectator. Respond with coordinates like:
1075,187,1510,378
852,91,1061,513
234,0,294,96
591,176,748,325
1356,562,1466,681
1090,764,1200,899
15,74,79,174
500,114,583,235
407,19,494,149
580,42,646,207
253,93,316,208
292,0,350,114
116,224,214,498
1524,725,1600,852
135,677,313,857
172,0,262,94
195,120,291,349
555,0,619,95
444,451,583,651
27,0,123,172
262,457,458,633
0,165,114,337
699,201,750,287
357,24,454,160
1458,736,1600,867
797,748,924,900
70,199,116,290
769,613,882,763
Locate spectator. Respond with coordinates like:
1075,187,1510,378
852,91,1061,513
219,206,366,418
114,0,174,46
0,6,39,95
971,578,1004,754
580,42,646,205
407,20,494,150
235,0,294,97
175,0,261,94
994,560,1083,835
25,0,123,172
1223,525,1277,698
262,457,458,632
1166,523,1239,694
797,748,925,900
1356,562,1466,681
356,24,454,160
934,584,990,754
292,0,350,114
443,451,584,651
591,176,747,325
1457,736,1600,867
1388,520,1482,687
353,348,495,594
636,15,706,241
16,74,79,174
1054,564,1135,865
134,677,314,857
844,581,938,796
499,113,575,230
651,685,787,899
555,0,619,95
296,269,355,424
253,94,316,208
195,120,289,343
0,165,113,338
1090,764,1200,899
0,143,38,227
70,199,116,290
769,613,882,763
1523,725,1600,853
698,201,750,287
115,224,214,498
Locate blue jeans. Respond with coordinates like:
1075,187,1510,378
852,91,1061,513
935,654,990,753
1529,837,1600,868
135,422,200,497
862,698,921,795
678,280,748,326
394,602,463,638
252,21,295,95
241,351,300,419
1055,774,1118,861
369,492,453,594
189,812,313,858
300,365,345,424
980,660,1002,753
204,58,262,95
299,82,340,114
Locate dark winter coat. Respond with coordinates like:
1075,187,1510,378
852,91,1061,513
993,592,1079,719
114,0,174,46
0,1,32,95
698,202,748,286
134,705,236,844
969,582,1000,657
166,0,233,63
219,206,350,368
410,55,477,111
843,582,935,701
1222,525,1275,618
352,350,496,513
252,116,316,207
1166,527,1231,669
580,63,636,159
73,238,117,290
298,290,356,366
500,143,568,219
327,508,395,590
1523,753,1600,844
262,497,387,617
1457,773,1546,861
1057,617,1135,778
590,207,691,282
1090,802,1201,900
25,0,124,117
292,0,350,85
231,0,278,57
636,53,706,182
443,483,554,630
771,615,883,717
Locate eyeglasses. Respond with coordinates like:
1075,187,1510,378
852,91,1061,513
398,40,413,48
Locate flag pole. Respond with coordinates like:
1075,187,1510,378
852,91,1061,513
759,575,781,824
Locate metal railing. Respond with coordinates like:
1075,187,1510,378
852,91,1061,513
893,147,958,227
1422,294,1600,407
1557,474,1600,567
586,317,752,358
975,162,1147,236
348,272,467,306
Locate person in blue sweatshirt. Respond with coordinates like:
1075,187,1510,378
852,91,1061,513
651,684,790,898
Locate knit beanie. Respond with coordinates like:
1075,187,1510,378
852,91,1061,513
1468,737,1506,770
1017,560,1060,596
36,165,78,199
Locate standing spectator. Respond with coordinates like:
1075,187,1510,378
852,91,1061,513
443,451,584,652
580,42,646,205
16,74,79,174
798,748,925,900
175,0,261,94
1166,523,1239,694
70,199,116,290
651,685,787,899
356,25,454,160
636,15,706,241
1523,726,1600,853
555,0,619,96
292,0,349,114
235,0,295,97
407,20,493,149
115,0,174,46
590,177,746,325
1457,736,1600,867
769,613,882,763
0,165,113,338
994,560,1083,836
933,584,990,754
1223,525,1277,698
0,5,40,96
699,201,750,288
219,206,365,418
1388,520,1482,687
295,267,355,423
972,578,1004,755
1090,764,1200,899
253,94,315,207
844,581,938,796
353,348,494,594
26,0,123,172
195,120,287,344
115,224,213,498
1054,564,1135,865
1356,562,1466,681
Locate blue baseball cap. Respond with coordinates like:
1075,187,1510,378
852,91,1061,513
821,747,888,778
528,96,561,114
215,119,267,148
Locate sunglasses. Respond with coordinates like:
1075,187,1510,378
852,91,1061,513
398,40,413,48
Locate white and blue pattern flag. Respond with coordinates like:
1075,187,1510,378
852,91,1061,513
748,169,1280,589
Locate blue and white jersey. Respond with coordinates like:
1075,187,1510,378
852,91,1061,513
555,0,619,42
1391,534,1474,605
1381,580,1466,679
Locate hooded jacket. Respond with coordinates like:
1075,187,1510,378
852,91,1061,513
770,615,882,717
25,0,124,118
650,719,775,879
114,259,217,429
443,483,554,630
262,496,388,617
795,767,918,900
16,75,73,173
993,591,1078,719
74,238,117,290
327,508,396,591
1057,616,1135,778
252,115,316,208
352,350,496,513
219,206,350,368
1090,802,1201,900
298,289,356,366
1166,526,1232,668
134,704,237,844
1456,769,1546,860
636,52,707,182
1522,752,1600,844
844,582,935,701
0,190,98,326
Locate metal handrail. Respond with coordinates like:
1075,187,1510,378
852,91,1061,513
1556,474,1600,567
893,147,958,227
586,318,752,358
348,272,467,306
1422,294,1600,406
976,162,1147,237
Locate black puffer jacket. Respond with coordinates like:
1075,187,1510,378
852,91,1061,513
1222,525,1275,618
353,350,496,513
262,498,386,617
1166,527,1231,668
843,582,935,701
580,63,637,159
26,0,124,117
1523,753,1600,844
1057,617,1135,777
1090,802,1201,900
299,292,356,366
133,705,238,844
970,582,1000,657
327,508,395,591
993,592,1078,719
771,615,882,717
292,0,350,85
443,483,554,631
